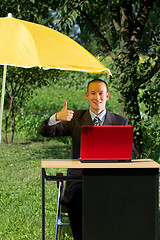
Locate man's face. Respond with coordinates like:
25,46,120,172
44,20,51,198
86,81,109,115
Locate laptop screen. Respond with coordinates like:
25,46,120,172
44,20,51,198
80,126,133,161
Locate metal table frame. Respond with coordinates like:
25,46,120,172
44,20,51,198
42,168,82,240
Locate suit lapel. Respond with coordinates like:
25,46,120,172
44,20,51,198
103,109,112,125
82,110,93,126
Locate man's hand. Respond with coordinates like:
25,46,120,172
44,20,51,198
56,100,74,121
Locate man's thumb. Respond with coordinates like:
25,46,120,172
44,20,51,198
63,100,67,110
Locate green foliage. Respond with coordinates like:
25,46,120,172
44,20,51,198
116,47,160,158
0,0,56,26
138,69,160,160
0,66,61,103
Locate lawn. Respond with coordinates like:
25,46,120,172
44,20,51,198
0,137,73,240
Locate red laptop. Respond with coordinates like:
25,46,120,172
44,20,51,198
80,126,133,162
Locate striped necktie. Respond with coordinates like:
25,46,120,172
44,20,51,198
93,116,100,126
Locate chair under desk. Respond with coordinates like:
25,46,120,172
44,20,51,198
41,159,160,240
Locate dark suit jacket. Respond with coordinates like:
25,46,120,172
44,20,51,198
39,109,136,180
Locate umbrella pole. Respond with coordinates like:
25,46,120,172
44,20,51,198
0,65,7,143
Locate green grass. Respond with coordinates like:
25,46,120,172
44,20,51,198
0,137,73,240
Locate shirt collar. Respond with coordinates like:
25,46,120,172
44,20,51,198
89,108,106,122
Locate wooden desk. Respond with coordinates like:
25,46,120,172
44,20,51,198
41,159,160,240
42,158,160,169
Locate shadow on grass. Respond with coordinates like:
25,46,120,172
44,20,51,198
37,145,71,159
10,137,71,159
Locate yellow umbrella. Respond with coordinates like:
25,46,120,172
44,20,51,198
0,13,111,142
0,14,111,72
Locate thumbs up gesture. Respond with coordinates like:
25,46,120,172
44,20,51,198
56,100,74,121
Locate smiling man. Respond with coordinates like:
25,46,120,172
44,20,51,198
39,79,136,240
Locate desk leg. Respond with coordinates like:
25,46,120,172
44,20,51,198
42,168,45,240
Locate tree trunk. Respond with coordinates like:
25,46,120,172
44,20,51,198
4,114,9,144
9,101,21,143
9,117,15,143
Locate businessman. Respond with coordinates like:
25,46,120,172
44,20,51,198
39,79,136,240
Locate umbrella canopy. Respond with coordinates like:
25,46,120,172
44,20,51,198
0,14,111,74
0,14,111,142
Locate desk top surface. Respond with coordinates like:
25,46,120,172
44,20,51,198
41,159,160,169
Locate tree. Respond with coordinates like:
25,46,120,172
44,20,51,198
51,0,160,157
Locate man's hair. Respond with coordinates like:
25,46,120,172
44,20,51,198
87,79,108,92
